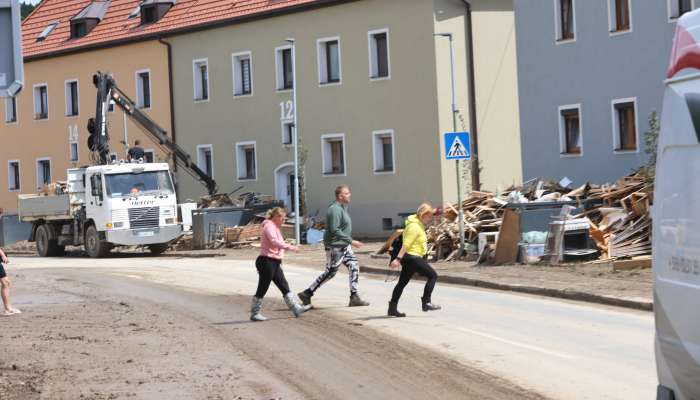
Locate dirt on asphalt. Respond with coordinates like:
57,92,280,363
0,268,548,400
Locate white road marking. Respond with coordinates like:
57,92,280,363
456,327,578,360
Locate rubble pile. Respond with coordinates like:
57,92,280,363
385,169,654,265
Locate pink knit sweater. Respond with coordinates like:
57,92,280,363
259,219,293,260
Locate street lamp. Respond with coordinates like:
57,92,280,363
434,32,466,256
286,38,301,244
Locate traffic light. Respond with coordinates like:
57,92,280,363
0,0,23,98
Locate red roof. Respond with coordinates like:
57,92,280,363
22,0,341,60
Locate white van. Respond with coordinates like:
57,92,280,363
655,9,700,400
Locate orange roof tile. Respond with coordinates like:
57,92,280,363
22,0,346,60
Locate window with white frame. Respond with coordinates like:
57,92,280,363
317,37,341,85
144,149,154,163
232,52,253,96
197,145,213,177
276,46,294,90
4,97,17,123
7,161,20,191
65,80,79,116
69,124,79,162
369,29,390,79
554,0,576,42
558,105,582,156
193,59,209,101
608,0,631,33
669,0,694,20
372,130,395,173
33,84,49,120
612,99,638,152
281,120,294,145
36,158,51,189
235,142,257,180
321,134,346,175
136,70,151,109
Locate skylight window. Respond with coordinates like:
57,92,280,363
37,21,59,42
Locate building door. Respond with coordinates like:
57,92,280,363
274,163,294,211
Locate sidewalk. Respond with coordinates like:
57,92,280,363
222,242,654,312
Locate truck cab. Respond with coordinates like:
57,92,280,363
84,162,180,253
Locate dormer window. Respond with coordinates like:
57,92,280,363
71,21,88,38
140,0,175,25
70,1,110,40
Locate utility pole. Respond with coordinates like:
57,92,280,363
436,33,466,256
286,38,301,245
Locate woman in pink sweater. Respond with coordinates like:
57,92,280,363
251,207,310,321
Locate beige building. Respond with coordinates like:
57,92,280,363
1,1,174,214
169,0,521,236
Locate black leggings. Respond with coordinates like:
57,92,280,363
390,255,438,303
255,256,291,298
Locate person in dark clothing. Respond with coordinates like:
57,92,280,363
298,185,370,308
387,203,442,317
127,140,145,162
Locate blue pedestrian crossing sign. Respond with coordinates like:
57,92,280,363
444,132,471,160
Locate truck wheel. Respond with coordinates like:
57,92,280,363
148,243,169,256
85,225,110,258
35,224,65,257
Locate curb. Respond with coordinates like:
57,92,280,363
360,265,653,312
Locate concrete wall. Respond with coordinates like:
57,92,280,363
514,0,677,185
169,0,447,237
0,41,171,213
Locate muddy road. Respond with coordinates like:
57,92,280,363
0,267,545,400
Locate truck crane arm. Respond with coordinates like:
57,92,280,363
89,72,218,195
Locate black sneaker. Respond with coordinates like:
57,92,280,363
349,293,370,307
297,290,312,306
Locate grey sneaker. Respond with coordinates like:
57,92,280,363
348,293,370,307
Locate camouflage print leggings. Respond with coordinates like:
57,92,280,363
308,246,359,295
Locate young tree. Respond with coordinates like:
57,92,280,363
644,111,660,169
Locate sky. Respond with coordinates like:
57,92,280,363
25,0,42,5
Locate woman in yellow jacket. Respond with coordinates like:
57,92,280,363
388,203,441,317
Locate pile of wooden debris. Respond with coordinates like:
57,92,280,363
380,168,654,265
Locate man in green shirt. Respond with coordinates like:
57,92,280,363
298,185,369,307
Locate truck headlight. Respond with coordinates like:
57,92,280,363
114,222,124,228
165,218,175,225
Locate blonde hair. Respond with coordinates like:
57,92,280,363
416,203,436,219
266,207,287,219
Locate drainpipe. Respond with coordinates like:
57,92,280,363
461,0,481,191
157,37,178,189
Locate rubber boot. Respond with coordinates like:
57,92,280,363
421,297,442,312
250,296,267,322
284,292,310,318
388,301,406,317
297,289,313,307
348,293,370,307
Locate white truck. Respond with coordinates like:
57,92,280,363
19,163,181,257
17,72,218,258
655,9,700,400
